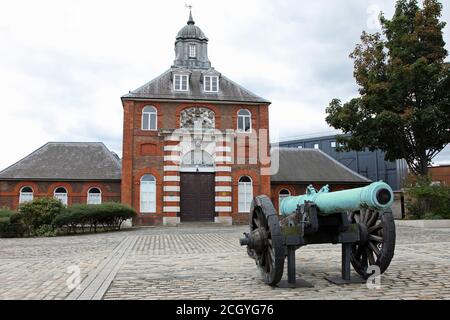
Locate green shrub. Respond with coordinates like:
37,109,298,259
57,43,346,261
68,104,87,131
0,209,15,222
10,212,24,224
406,178,450,219
19,197,64,232
33,225,57,237
0,212,25,238
53,202,136,234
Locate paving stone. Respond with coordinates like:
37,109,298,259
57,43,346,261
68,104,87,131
0,225,449,300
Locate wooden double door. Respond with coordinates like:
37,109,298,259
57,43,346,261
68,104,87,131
180,172,215,222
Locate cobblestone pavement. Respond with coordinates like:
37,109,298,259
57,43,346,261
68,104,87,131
0,224,449,300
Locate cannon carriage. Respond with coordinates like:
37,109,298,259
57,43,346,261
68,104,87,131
239,181,396,287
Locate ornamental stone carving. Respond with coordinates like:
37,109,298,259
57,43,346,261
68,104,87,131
180,107,215,129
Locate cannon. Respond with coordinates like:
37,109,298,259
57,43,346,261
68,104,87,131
239,181,396,287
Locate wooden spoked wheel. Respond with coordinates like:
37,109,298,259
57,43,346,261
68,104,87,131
349,208,396,279
248,195,285,286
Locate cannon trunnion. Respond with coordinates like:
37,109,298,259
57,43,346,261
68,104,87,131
239,182,396,287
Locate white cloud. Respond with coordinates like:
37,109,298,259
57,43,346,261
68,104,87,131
0,0,449,170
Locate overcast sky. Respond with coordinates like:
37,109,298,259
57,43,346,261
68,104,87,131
0,0,449,170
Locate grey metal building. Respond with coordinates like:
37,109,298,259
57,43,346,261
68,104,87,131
277,135,408,191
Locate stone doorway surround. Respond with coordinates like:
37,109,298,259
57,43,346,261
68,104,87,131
160,128,234,226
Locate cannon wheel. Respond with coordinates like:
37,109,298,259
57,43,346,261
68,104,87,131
350,209,396,279
249,195,285,286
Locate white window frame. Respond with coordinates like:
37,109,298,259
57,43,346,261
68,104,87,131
331,141,336,148
173,74,189,92
204,76,219,93
87,187,102,205
189,44,196,58
19,186,33,204
54,187,68,206
140,175,156,213
314,143,319,149
141,105,157,131
237,109,252,133
238,176,253,213
278,189,291,214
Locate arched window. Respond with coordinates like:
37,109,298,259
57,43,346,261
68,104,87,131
238,176,253,213
87,187,102,205
182,150,214,166
278,189,291,214
19,186,33,204
140,175,156,213
237,109,251,133
142,106,157,131
54,187,68,206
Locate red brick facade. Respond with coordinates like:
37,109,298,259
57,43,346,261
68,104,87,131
0,180,121,210
429,165,450,186
121,100,271,225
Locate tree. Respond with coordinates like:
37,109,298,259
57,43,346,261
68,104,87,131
326,0,450,177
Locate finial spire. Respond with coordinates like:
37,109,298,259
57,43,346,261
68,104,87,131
185,4,195,25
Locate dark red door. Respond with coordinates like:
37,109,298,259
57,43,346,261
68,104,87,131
180,173,215,222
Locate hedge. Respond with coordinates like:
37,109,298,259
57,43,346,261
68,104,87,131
53,203,136,233
1,201,136,237
0,211,25,238
19,197,64,233
0,209,15,220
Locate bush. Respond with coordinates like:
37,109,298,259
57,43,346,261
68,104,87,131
406,178,450,219
0,209,15,222
53,203,136,234
33,225,57,237
19,197,64,233
0,212,25,238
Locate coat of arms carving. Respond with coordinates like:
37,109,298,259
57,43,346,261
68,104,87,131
180,107,215,129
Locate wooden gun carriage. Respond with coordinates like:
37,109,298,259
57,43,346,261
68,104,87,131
239,181,396,287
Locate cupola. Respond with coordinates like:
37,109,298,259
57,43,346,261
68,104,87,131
173,10,211,69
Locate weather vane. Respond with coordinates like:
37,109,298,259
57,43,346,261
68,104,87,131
185,4,192,11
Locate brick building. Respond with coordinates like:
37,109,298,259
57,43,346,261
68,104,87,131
0,142,121,210
429,165,450,186
120,11,271,226
0,12,374,226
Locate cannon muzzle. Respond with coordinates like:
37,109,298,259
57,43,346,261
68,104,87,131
280,181,394,216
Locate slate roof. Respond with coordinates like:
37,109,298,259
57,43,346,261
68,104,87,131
271,148,371,184
0,142,121,181
121,69,270,104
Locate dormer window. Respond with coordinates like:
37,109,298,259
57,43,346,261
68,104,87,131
204,76,219,92
189,44,196,58
174,74,189,91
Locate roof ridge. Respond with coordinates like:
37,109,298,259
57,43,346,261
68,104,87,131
46,141,105,145
99,143,122,167
271,147,371,184
0,142,121,180
121,68,271,103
